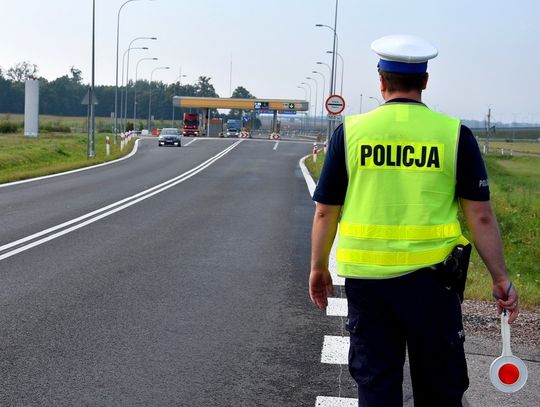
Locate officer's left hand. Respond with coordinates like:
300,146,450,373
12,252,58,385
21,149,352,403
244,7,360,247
493,280,519,324
309,268,334,310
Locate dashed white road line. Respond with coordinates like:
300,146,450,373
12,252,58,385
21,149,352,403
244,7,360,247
273,141,279,150
315,396,358,407
299,154,358,406
321,335,350,365
327,298,348,317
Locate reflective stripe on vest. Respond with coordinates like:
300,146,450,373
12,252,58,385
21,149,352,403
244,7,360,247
338,103,468,278
339,221,462,240
337,235,470,266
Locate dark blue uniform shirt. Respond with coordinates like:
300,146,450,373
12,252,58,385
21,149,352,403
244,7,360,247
313,99,490,205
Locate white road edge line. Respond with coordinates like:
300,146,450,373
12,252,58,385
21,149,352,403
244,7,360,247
299,155,317,198
0,140,243,261
0,138,142,189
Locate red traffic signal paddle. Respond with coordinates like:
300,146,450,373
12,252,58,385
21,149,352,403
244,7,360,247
489,311,528,392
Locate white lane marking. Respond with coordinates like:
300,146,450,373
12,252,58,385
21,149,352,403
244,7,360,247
0,138,142,189
327,298,347,317
183,138,198,147
0,141,243,261
321,335,349,365
273,141,279,150
315,396,358,406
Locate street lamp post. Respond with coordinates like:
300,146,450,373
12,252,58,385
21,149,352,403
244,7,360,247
148,66,170,131
316,0,339,141
327,50,344,95
306,77,319,133
88,0,96,158
300,81,312,132
312,71,326,131
134,57,158,125
172,70,187,127
297,86,308,132
121,46,148,131
315,6,338,95
124,37,156,130
115,0,150,143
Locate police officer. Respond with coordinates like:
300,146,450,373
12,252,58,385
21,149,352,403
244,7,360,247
309,35,519,406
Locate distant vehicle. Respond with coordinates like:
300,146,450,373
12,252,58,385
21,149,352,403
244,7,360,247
182,113,201,137
225,119,242,137
158,128,181,147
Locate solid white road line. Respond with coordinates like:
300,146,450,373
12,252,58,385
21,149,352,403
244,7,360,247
321,335,350,365
327,298,348,317
299,156,317,197
0,141,243,261
315,396,358,407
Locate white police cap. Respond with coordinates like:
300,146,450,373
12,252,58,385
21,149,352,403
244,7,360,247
371,34,438,74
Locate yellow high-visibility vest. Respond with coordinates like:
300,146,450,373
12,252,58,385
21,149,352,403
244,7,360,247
338,103,469,278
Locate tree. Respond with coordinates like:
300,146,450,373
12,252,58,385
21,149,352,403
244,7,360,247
7,61,38,82
231,86,255,99
194,76,218,97
230,86,256,119
69,66,83,83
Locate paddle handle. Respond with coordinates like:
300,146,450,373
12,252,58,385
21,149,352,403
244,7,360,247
501,312,513,356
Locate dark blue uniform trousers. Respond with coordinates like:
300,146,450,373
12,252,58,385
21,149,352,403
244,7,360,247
345,267,469,407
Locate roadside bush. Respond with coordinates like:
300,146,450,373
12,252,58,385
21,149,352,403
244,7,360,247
0,122,20,133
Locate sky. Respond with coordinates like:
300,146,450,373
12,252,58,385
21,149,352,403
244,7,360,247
1,0,539,123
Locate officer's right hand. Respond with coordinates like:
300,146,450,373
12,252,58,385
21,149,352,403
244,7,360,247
309,268,334,310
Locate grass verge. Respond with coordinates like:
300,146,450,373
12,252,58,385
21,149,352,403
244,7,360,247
304,149,540,309
0,132,135,184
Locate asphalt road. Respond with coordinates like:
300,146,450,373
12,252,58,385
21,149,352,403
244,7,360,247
0,137,355,406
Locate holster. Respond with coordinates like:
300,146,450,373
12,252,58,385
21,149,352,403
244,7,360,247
438,244,472,303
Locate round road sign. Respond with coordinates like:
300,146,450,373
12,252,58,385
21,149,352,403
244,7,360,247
325,94,345,115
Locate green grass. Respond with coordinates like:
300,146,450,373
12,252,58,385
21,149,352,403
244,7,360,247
306,150,540,309
0,132,135,184
0,113,114,133
304,151,325,183
463,155,540,308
